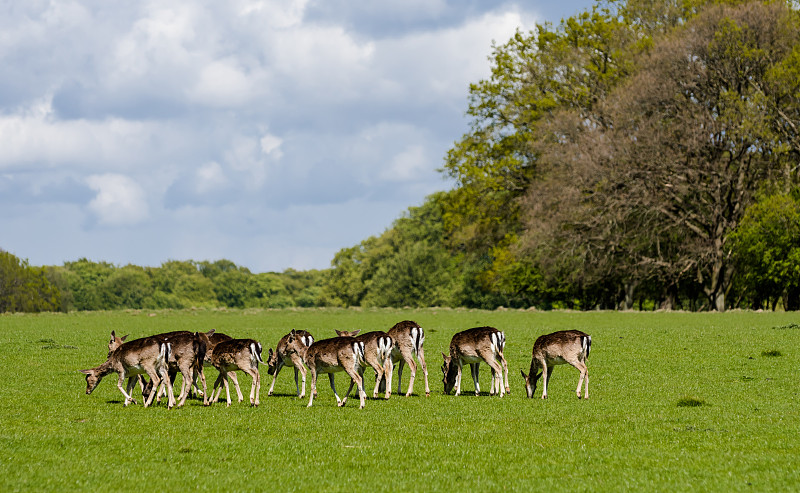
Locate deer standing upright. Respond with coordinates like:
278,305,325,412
209,338,265,407
267,330,314,398
335,329,394,401
296,334,367,409
383,320,430,397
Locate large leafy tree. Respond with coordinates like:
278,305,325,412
524,1,800,310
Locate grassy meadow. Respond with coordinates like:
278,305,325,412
1,308,798,492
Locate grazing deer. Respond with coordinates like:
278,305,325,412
382,320,430,397
335,330,394,400
197,330,244,403
81,336,175,408
521,330,591,399
267,330,314,398
209,339,264,407
108,330,208,407
298,335,367,409
441,327,509,397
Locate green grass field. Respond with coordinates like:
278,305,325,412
1,308,798,492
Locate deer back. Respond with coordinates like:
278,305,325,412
306,337,364,369
448,326,503,359
387,320,424,354
211,338,263,370
533,330,590,364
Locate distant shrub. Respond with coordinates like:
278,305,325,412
677,397,705,407
761,349,782,357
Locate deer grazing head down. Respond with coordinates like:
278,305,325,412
441,327,509,397
521,330,591,400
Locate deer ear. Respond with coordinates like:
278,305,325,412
520,370,528,380
121,334,128,341
351,329,360,336
269,348,274,357
206,329,216,336
80,369,92,375
442,352,448,360
335,330,344,336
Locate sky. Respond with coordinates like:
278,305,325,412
1,0,596,273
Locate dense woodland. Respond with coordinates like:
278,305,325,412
3,0,800,313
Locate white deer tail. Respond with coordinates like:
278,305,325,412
353,341,366,365
582,336,591,359
410,326,424,355
157,342,171,368
377,335,393,362
490,331,505,356
252,342,264,365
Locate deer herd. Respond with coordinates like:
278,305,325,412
80,320,591,409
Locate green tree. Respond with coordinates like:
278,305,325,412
0,251,61,312
62,258,115,310
99,265,154,309
730,192,800,309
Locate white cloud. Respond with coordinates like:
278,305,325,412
86,174,149,226
260,133,283,158
382,145,428,182
0,0,594,272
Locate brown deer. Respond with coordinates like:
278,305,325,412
266,330,314,398
441,327,509,397
521,330,591,399
81,336,175,408
197,330,244,402
209,338,264,407
108,330,208,407
335,330,394,401
383,320,430,397
295,334,367,409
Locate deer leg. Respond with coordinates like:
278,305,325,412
343,364,366,409
267,361,283,396
541,364,551,399
403,350,418,397
222,371,232,407
118,373,136,406
196,363,208,406
177,363,194,407
330,373,344,406
307,367,318,408
470,363,480,395
570,359,589,399
454,359,463,396
245,367,259,406
297,364,307,398
384,356,393,399
211,371,225,404
416,345,430,397
498,351,510,394
486,359,505,398
372,364,383,399
162,365,176,409
396,360,405,395
230,372,244,402
142,367,161,408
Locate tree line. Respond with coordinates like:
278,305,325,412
0,252,328,313
3,0,800,313
328,0,800,312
